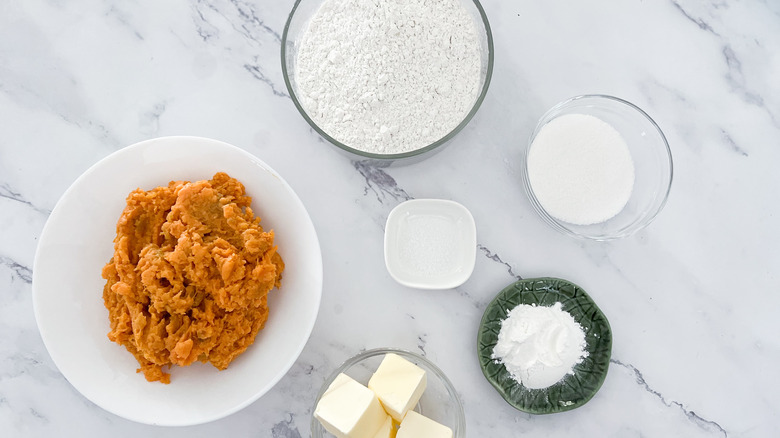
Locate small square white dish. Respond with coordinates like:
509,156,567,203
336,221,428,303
384,199,477,290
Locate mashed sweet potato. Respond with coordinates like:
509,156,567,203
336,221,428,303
101,172,284,383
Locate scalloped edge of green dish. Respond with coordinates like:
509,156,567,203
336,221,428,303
477,277,612,414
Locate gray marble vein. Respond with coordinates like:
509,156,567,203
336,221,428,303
477,244,523,281
195,0,280,45
271,414,302,438
244,60,291,98
228,0,283,42
353,161,413,204
611,359,728,437
671,1,720,36
721,45,766,109
0,184,51,216
0,256,32,284
720,129,748,157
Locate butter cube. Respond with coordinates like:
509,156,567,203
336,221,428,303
314,373,389,438
368,353,427,422
396,411,453,438
372,415,397,438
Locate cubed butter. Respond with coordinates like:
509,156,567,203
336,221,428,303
396,410,453,438
314,373,389,438
371,415,397,438
368,353,427,422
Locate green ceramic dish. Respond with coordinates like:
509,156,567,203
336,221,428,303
477,277,612,414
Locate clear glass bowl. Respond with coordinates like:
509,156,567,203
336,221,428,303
522,95,673,241
311,348,466,438
281,0,494,165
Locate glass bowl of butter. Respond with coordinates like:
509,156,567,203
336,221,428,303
311,348,465,438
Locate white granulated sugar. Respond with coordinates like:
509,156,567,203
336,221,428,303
492,302,588,389
296,0,482,154
398,214,458,276
527,114,635,225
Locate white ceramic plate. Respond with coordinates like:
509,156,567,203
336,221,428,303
384,199,476,289
32,136,322,426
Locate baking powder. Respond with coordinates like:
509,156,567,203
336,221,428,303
492,302,588,389
527,114,635,225
295,0,482,154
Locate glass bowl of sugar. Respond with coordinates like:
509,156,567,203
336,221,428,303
522,95,673,241
281,0,494,165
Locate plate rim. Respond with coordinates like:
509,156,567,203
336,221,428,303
31,135,323,426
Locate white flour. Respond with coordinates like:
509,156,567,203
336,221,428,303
492,302,588,389
527,114,635,225
295,0,482,154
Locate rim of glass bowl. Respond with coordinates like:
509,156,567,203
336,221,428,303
281,0,494,161
522,94,674,241
310,348,466,437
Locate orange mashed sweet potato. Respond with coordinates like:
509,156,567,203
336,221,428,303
101,172,284,383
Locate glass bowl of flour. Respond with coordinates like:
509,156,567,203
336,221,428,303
282,0,493,164
522,95,673,240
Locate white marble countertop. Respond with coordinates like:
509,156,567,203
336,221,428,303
1,0,778,436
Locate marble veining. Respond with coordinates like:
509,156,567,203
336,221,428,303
244,61,291,98
1,0,778,436
477,244,524,282
610,359,727,437
671,1,719,35
0,256,32,285
353,162,413,205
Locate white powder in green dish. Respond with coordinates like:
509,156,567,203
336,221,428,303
527,114,635,225
492,302,588,389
